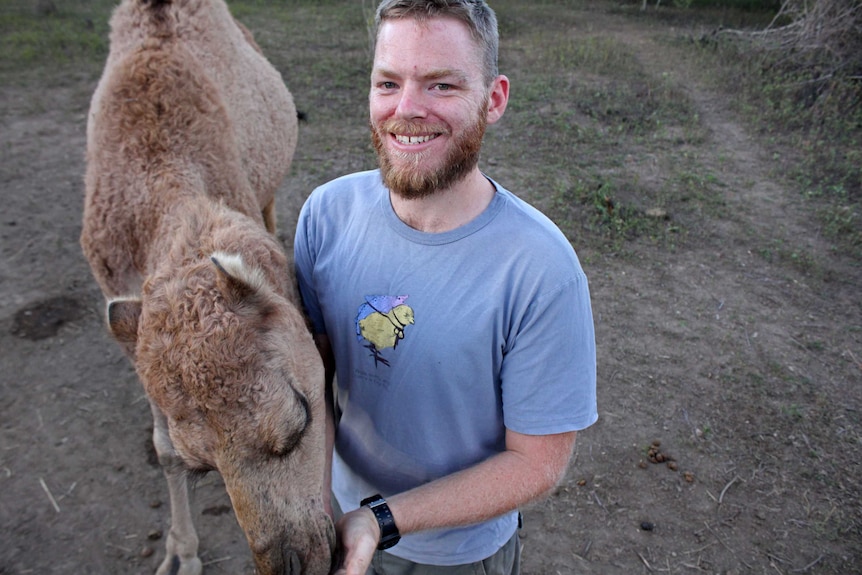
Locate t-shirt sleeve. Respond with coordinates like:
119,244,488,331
293,193,327,336
500,270,598,434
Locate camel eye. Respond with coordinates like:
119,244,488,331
185,466,214,483
271,391,310,457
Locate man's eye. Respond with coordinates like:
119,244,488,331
380,81,397,90
435,83,453,91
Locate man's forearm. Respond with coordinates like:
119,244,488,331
386,429,577,535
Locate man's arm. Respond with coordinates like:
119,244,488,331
334,428,578,575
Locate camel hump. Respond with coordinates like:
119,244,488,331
140,0,172,30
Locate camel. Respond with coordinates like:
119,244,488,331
80,0,333,573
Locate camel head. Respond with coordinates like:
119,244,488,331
107,252,334,575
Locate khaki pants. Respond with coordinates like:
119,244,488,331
333,497,521,575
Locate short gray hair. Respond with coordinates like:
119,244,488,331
374,0,500,86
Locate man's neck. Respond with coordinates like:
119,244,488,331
390,169,495,233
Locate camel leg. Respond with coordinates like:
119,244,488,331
150,399,203,575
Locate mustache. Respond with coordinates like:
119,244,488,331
376,118,450,137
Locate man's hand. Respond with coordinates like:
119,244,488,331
332,506,380,575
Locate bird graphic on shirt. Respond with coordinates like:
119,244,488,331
355,295,414,367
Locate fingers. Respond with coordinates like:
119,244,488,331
344,538,376,575
334,508,380,575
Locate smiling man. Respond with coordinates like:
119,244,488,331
294,1,598,574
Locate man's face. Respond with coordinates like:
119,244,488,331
370,16,491,200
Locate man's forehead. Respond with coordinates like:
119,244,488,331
374,17,481,76
376,15,477,50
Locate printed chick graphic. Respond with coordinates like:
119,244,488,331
355,295,415,367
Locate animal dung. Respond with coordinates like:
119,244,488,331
646,439,675,466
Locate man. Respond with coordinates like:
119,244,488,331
294,1,597,573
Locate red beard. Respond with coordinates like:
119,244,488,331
371,102,488,200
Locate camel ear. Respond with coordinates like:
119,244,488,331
107,298,142,345
211,252,266,302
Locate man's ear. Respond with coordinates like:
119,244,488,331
486,74,510,125
107,297,142,346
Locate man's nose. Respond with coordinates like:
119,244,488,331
394,83,428,119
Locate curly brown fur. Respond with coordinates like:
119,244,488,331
80,1,331,573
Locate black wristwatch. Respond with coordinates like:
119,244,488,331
361,494,401,550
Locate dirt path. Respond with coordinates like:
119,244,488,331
519,9,862,575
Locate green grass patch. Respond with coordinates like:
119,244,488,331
497,16,711,253
228,2,371,123
680,21,862,255
0,0,113,74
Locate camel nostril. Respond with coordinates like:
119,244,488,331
283,548,302,575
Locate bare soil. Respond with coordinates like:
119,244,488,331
1,2,860,574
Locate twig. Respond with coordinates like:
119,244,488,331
718,475,741,505
58,481,77,502
636,551,655,572
791,554,824,573
768,552,793,566
684,542,717,555
765,0,793,31
39,477,60,513
847,349,862,371
592,491,608,513
202,556,233,566
705,521,754,570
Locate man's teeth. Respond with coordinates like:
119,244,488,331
395,134,437,144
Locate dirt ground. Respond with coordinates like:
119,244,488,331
1,2,860,574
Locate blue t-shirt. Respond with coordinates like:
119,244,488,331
294,170,597,565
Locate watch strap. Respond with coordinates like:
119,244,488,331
361,494,401,550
